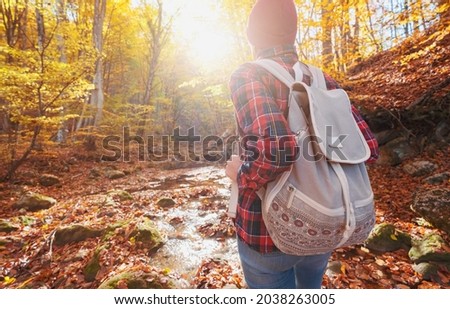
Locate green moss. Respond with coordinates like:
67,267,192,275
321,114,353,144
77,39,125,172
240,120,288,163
54,225,103,246
107,190,133,201
364,223,411,252
130,218,164,251
409,233,450,263
13,192,57,211
98,271,174,289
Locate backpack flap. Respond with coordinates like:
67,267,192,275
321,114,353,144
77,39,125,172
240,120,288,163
306,87,370,164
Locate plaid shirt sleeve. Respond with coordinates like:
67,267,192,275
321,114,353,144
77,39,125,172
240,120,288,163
229,64,297,192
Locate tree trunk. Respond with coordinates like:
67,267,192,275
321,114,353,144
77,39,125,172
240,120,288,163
18,0,29,50
1,126,40,181
321,0,333,67
35,1,45,51
138,0,171,136
365,0,381,52
91,0,106,128
352,2,360,60
55,0,68,143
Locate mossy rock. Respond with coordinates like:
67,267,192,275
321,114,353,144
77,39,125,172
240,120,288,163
156,198,176,208
96,194,117,207
0,220,19,233
13,192,57,212
102,221,130,241
408,233,450,263
84,246,107,282
364,223,412,252
107,190,133,201
54,225,103,246
130,219,164,252
105,170,126,180
98,270,175,289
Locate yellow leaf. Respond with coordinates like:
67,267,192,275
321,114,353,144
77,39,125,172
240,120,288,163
390,234,398,241
3,276,16,285
129,237,136,244
340,264,346,275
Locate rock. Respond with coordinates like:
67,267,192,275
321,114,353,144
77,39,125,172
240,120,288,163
130,218,164,252
403,161,437,177
107,190,133,201
0,220,19,233
434,121,450,142
377,137,416,166
84,247,106,282
374,130,402,146
408,233,450,263
39,174,61,187
412,262,440,281
156,198,176,208
424,172,450,185
411,189,450,234
13,192,57,211
105,170,126,180
54,225,103,246
326,260,344,276
98,268,176,289
364,223,411,252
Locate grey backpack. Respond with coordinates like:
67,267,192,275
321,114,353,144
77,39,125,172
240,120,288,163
254,59,375,256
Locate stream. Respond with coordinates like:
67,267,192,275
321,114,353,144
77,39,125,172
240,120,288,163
140,166,242,282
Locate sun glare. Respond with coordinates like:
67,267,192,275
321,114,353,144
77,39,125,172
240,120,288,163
165,0,236,70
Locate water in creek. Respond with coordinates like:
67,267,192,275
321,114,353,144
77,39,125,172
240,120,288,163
145,165,242,282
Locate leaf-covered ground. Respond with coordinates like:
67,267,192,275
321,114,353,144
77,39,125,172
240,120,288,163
0,144,449,289
344,21,450,111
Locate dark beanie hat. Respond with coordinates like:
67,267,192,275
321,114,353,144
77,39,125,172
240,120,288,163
247,0,298,49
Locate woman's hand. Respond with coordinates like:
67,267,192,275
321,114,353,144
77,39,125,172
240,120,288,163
225,155,242,182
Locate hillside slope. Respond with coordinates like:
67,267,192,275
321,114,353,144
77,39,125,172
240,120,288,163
345,20,450,112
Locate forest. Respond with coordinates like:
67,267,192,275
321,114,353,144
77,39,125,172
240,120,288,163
0,0,449,289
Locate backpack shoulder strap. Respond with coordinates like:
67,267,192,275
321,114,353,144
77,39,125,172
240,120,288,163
307,65,327,89
253,59,295,88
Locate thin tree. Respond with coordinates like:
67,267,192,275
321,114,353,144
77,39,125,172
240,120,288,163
138,0,171,136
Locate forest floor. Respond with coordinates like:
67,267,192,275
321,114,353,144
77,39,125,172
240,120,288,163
0,143,449,289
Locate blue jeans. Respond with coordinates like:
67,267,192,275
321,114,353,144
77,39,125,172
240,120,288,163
237,237,331,289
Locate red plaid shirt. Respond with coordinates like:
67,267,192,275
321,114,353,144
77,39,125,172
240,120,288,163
229,45,379,253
